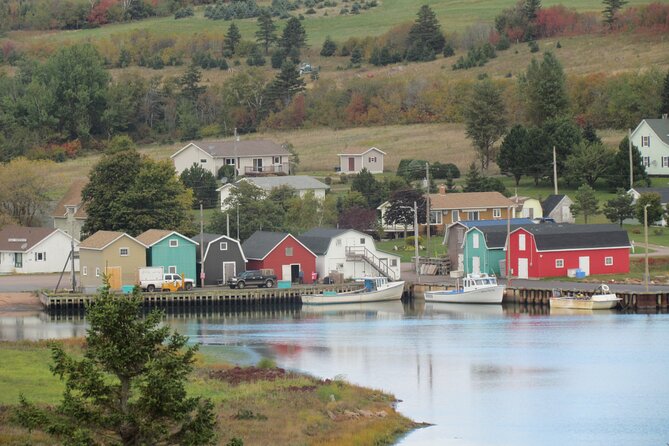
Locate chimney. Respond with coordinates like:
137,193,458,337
438,184,446,195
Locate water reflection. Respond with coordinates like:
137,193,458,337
2,302,669,446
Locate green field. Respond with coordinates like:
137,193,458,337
7,0,657,48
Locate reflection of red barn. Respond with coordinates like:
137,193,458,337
242,231,316,283
506,224,630,279
271,343,303,357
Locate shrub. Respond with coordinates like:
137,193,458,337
257,357,277,369
443,42,455,57
406,235,424,247
528,40,539,52
174,6,194,19
323,176,332,185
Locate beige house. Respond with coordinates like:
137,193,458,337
51,178,87,241
510,195,543,220
79,231,147,292
338,147,385,174
170,139,291,177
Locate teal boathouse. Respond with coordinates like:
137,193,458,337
136,230,198,281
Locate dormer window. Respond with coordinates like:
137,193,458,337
641,136,650,147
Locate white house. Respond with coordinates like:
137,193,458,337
298,228,401,281
630,117,669,176
217,176,329,211
171,139,292,177
51,178,87,241
338,147,385,174
0,226,79,274
628,187,669,225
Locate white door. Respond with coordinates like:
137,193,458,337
472,256,481,275
457,253,464,271
518,258,529,279
578,256,590,276
222,262,236,283
281,264,292,281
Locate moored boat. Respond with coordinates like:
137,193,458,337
301,277,405,305
549,284,621,310
424,273,505,304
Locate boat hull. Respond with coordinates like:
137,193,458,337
301,281,405,305
424,285,505,304
549,294,621,310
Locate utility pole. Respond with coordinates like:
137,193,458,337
200,202,205,288
226,212,230,238
68,206,76,292
414,201,419,279
236,203,240,241
506,205,511,285
553,146,558,195
644,203,650,292
628,128,633,189
425,162,430,252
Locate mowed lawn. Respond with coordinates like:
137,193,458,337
7,0,658,48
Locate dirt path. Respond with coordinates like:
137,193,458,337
0,292,43,313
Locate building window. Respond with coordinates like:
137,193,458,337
555,259,564,268
662,157,669,168
95,267,101,277
467,211,480,220
336,238,342,247
605,256,613,266
225,158,236,165
642,156,650,167
472,233,480,249
390,259,398,267
169,239,178,248
368,156,377,163
286,247,293,256
119,247,129,256
452,210,460,222
519,234,526,251
200,159,207,163
273,156,281,164
168,266,177,274
430,210,442,225
220,242,228,251
82,266,88,276
35,252,46,261
493,208,502,218
641,136,650,147
360,238,365,244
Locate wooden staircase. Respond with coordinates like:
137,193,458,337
345,246,398,280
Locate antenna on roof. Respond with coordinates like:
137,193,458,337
234,127,239,142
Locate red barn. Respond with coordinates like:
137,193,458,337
506,224,630,279
242,231,316,283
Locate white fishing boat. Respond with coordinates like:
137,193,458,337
549,284,621,310
424,273,505,304
301,277,405,305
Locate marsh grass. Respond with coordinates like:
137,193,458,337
0,342,415,446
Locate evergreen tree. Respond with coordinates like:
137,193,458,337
224,22,242,55
350,47,363,66
582,122,602,144
464,79,508,170
607,136,650,189
407,5,445,60
602,0,628,28
635,192,663,225
525,0,541,21
267,60,305,109
524,126,552,186
497,125,529,186
603,188,635,226
660,69,669,116
255,10,277,55
351,168,382,208
180,163,219,209
178,63,206,103
320,36,337,57
570,184,600,224
17,284,216,445
564,141,615,188
522,51,569,125
246,45,266,66
280,17,307,56
463,162,484,192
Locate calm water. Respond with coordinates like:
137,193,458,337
2,302,669,446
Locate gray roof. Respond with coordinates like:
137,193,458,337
471,224,534,249
242,231,291,260
0,226,58,252
644,118,669,145
243,176,329,191
188,140,290,158
516,224,630,251
632,187,669,204
298,228,352,255
193,233,228,261
541,194,567,215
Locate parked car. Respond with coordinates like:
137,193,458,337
227,270,276,289
139,267,194,292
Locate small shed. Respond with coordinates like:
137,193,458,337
541,194,574,223
193,233,246,286
338,147,385,174
79,231,147,292
242,231,316,283
136,229,198,281
507,224,630,279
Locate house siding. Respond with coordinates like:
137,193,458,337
340,155,361,173
316,231,400,280
0,232,78,274
506,228,629,278
79,236,146,292
53,216,85,242
430,207,513,235
201,237,246,286
463,229,505,276
446,224,467,271
361,149,384,173
172,144,216,176
631,120,669,176
149,234,197,281
247,236,315,283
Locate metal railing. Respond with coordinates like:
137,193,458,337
345,246,398,280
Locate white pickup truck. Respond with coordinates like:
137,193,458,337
139,267,194,292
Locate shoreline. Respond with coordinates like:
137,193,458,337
0,293,43,314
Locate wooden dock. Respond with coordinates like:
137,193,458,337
40,284,364,310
